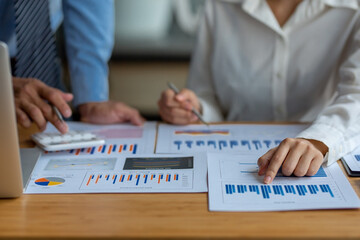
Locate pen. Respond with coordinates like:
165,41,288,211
51,105,64,122
167,82,209,125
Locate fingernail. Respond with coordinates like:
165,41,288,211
176,94,185,101
264,176,272,184
65,109,71,117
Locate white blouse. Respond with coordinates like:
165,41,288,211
187,0,360,165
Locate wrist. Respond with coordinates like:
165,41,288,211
306,139,329,156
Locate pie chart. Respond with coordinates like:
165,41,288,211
35,177,65,186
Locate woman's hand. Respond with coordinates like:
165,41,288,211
257,138,328,184
158,88,201,125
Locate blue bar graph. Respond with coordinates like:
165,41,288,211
172,139,286,151
355,155,360,161
225,184,335,199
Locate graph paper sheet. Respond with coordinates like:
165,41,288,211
207,153,360,211
42,121,157,156
342,146,360,172
155,123,308,154
24,153,207,194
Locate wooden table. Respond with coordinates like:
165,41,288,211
1,124,360,239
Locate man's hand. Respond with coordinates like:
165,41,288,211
158,88,201,125
257,138,328,184
78,101,144,126
13,77,73,133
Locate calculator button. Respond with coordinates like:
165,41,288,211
52,136,62,143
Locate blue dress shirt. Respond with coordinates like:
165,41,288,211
0,0,114,107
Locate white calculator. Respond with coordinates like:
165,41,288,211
31,131,105,151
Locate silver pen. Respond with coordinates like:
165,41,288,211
167,82,209,125
51,105,64,122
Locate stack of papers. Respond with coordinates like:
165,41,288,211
25,122,360,212
342,146,360,176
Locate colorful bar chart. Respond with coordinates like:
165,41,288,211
80,171,192,190
45,143,138,156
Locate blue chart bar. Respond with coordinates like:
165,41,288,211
355,155,360,162
102,145,107,153
133,144,137,154
90,147,95,154
136,175,140,186
225,184,335,199
113,175,117,184
113,145,117,152
144,175,148,184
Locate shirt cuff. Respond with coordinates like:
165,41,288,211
198,97,224,122
71,75,109,108
296,123,345,166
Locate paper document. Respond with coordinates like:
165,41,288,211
342,146,360,172
43,121,157,156
207,153,360,211
24,153,207,193
156,123,308,154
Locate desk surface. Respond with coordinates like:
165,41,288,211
1,124,360,239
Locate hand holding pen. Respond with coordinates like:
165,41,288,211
157,82,208,125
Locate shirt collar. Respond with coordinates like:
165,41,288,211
219,0,359,36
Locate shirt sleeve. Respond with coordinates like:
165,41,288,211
62,0,114,107
186,1,224,122
296,19,360,166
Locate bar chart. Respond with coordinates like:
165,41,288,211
156,123,309,154
208,153,360,211
223,183,335,199
44,143,139,156
80,171,193,190
172,139,282,152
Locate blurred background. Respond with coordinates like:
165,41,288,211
109,0,205,120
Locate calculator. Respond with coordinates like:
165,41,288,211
31,131,105,151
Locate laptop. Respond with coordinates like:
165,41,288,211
0,42,39,198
